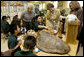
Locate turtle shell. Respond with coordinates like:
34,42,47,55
36,30,70,54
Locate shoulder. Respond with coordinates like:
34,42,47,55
76,8,83,16
32,11,35,14
9,35,17,40
55,9,60,11
1,21,4,24
9,35,15,37
5,21,9,24
31,54,37,56
77,8,83,13
46,10,50,14
3,21,6,23
29,52,37,56
46,10,50,18
14,51,22,56
22,11,27,14
15,51,21,53
55,9,60,13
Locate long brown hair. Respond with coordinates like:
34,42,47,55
70,1,81,14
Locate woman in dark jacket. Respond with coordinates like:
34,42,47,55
69,1,83,43
69,1,83,54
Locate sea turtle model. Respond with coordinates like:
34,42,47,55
36,30,70,54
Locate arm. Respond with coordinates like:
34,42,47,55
38,22,47,29
38,25,47,29
9,40,22,52
8,40,17,49
35,22,48,29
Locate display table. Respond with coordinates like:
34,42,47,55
36,34,79,56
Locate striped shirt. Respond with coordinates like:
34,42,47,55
21,11,35,22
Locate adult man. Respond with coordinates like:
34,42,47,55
20,4,35,30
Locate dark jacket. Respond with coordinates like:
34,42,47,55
14,51,37,56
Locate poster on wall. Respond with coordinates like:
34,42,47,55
10,6,14,13
1,1,7,6
1,7,4,13
13,6,17,12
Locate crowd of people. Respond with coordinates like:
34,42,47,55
1,1,83,56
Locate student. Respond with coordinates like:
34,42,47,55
14,36,37,56
8,24,21,49
1,16,10,37
11,15,19,26
34,16,48,32
19,20,27,35
8,24,21,56
6,16,12,25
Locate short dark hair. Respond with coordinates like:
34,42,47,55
47,3,54,10
13,15,18,21
50,5,54,8
24,36,36,50
2,16,6,21
15,15,18,16
11,15,20,26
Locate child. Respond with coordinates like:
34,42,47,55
34,16,48,32
6,16,12,25
8,24,21,49
19,20,27,35
11,15,19,26
8,24,21,56
1,16,10,38
14,36,37,56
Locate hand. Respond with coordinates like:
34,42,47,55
41,26,46,28
54,30,57,33
45,27,52,30
18,40,22,46
33,51,37,54
9,49,15,52
44,27,48,29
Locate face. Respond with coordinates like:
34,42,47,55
6,18,8,21
16,16,18,18
69,3,74,11
37,17,42,22
28,7,33,13
50,7,54,12
6,18,10,23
